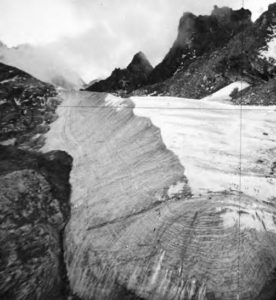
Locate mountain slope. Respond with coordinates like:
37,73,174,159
0,146,73,300
86,4,276,104
86,51,153,94
147,6,252,84
134,3,276,103
0,62,59,149
0,62,77,299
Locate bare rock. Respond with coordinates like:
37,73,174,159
0,62,58,149
0,147,73,300
86,52,153,94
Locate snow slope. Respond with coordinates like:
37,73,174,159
202,81,250,103
131,85,276,201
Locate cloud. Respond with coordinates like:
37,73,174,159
0,0,275,82
0,43,83,88
0,0,91,46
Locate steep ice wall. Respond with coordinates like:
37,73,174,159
43,91,276,300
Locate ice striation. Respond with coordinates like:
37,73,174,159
43,90,276,299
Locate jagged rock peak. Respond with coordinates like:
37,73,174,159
175,6,252,48
146,5,253,85
268,2,276,11
130,51,150,64
127,51,153,74
175,12,196,47
86,51,153,94
211,5,252,22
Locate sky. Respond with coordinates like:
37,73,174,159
0,0,275,82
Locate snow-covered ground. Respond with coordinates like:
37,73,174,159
202,81,250,103
131,84,276,201
43,85,276,203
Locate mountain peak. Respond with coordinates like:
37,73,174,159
127,51,153,75
86,51,153,93
211,6,251,22
268,2,276,11
146,6,252,84
133,51,147,60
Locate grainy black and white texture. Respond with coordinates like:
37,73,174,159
1,2,276,300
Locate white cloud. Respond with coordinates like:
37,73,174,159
0,0,91,46
0,43,83,87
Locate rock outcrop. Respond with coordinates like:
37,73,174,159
85,6,253,98
133,3,276,103
0,62,75,299
0,62,59,149
86,52,153,94
147,6,252,84
86,4,276,104
0,146,73,300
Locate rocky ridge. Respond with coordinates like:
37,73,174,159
86,51,153,95
0,62,75,299
0,62,59,149
134,3,276,103
0,146,72,300
147,6,252,85
86,4,276,105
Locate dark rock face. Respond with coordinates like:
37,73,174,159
230,79,276,105
0,146,73,300
147,7,252,84
86,51,153,94
86,4,276,104
0,63,76,299
133,50,231,99
0,62,59,149
85,6,252,97
134,4,276,102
